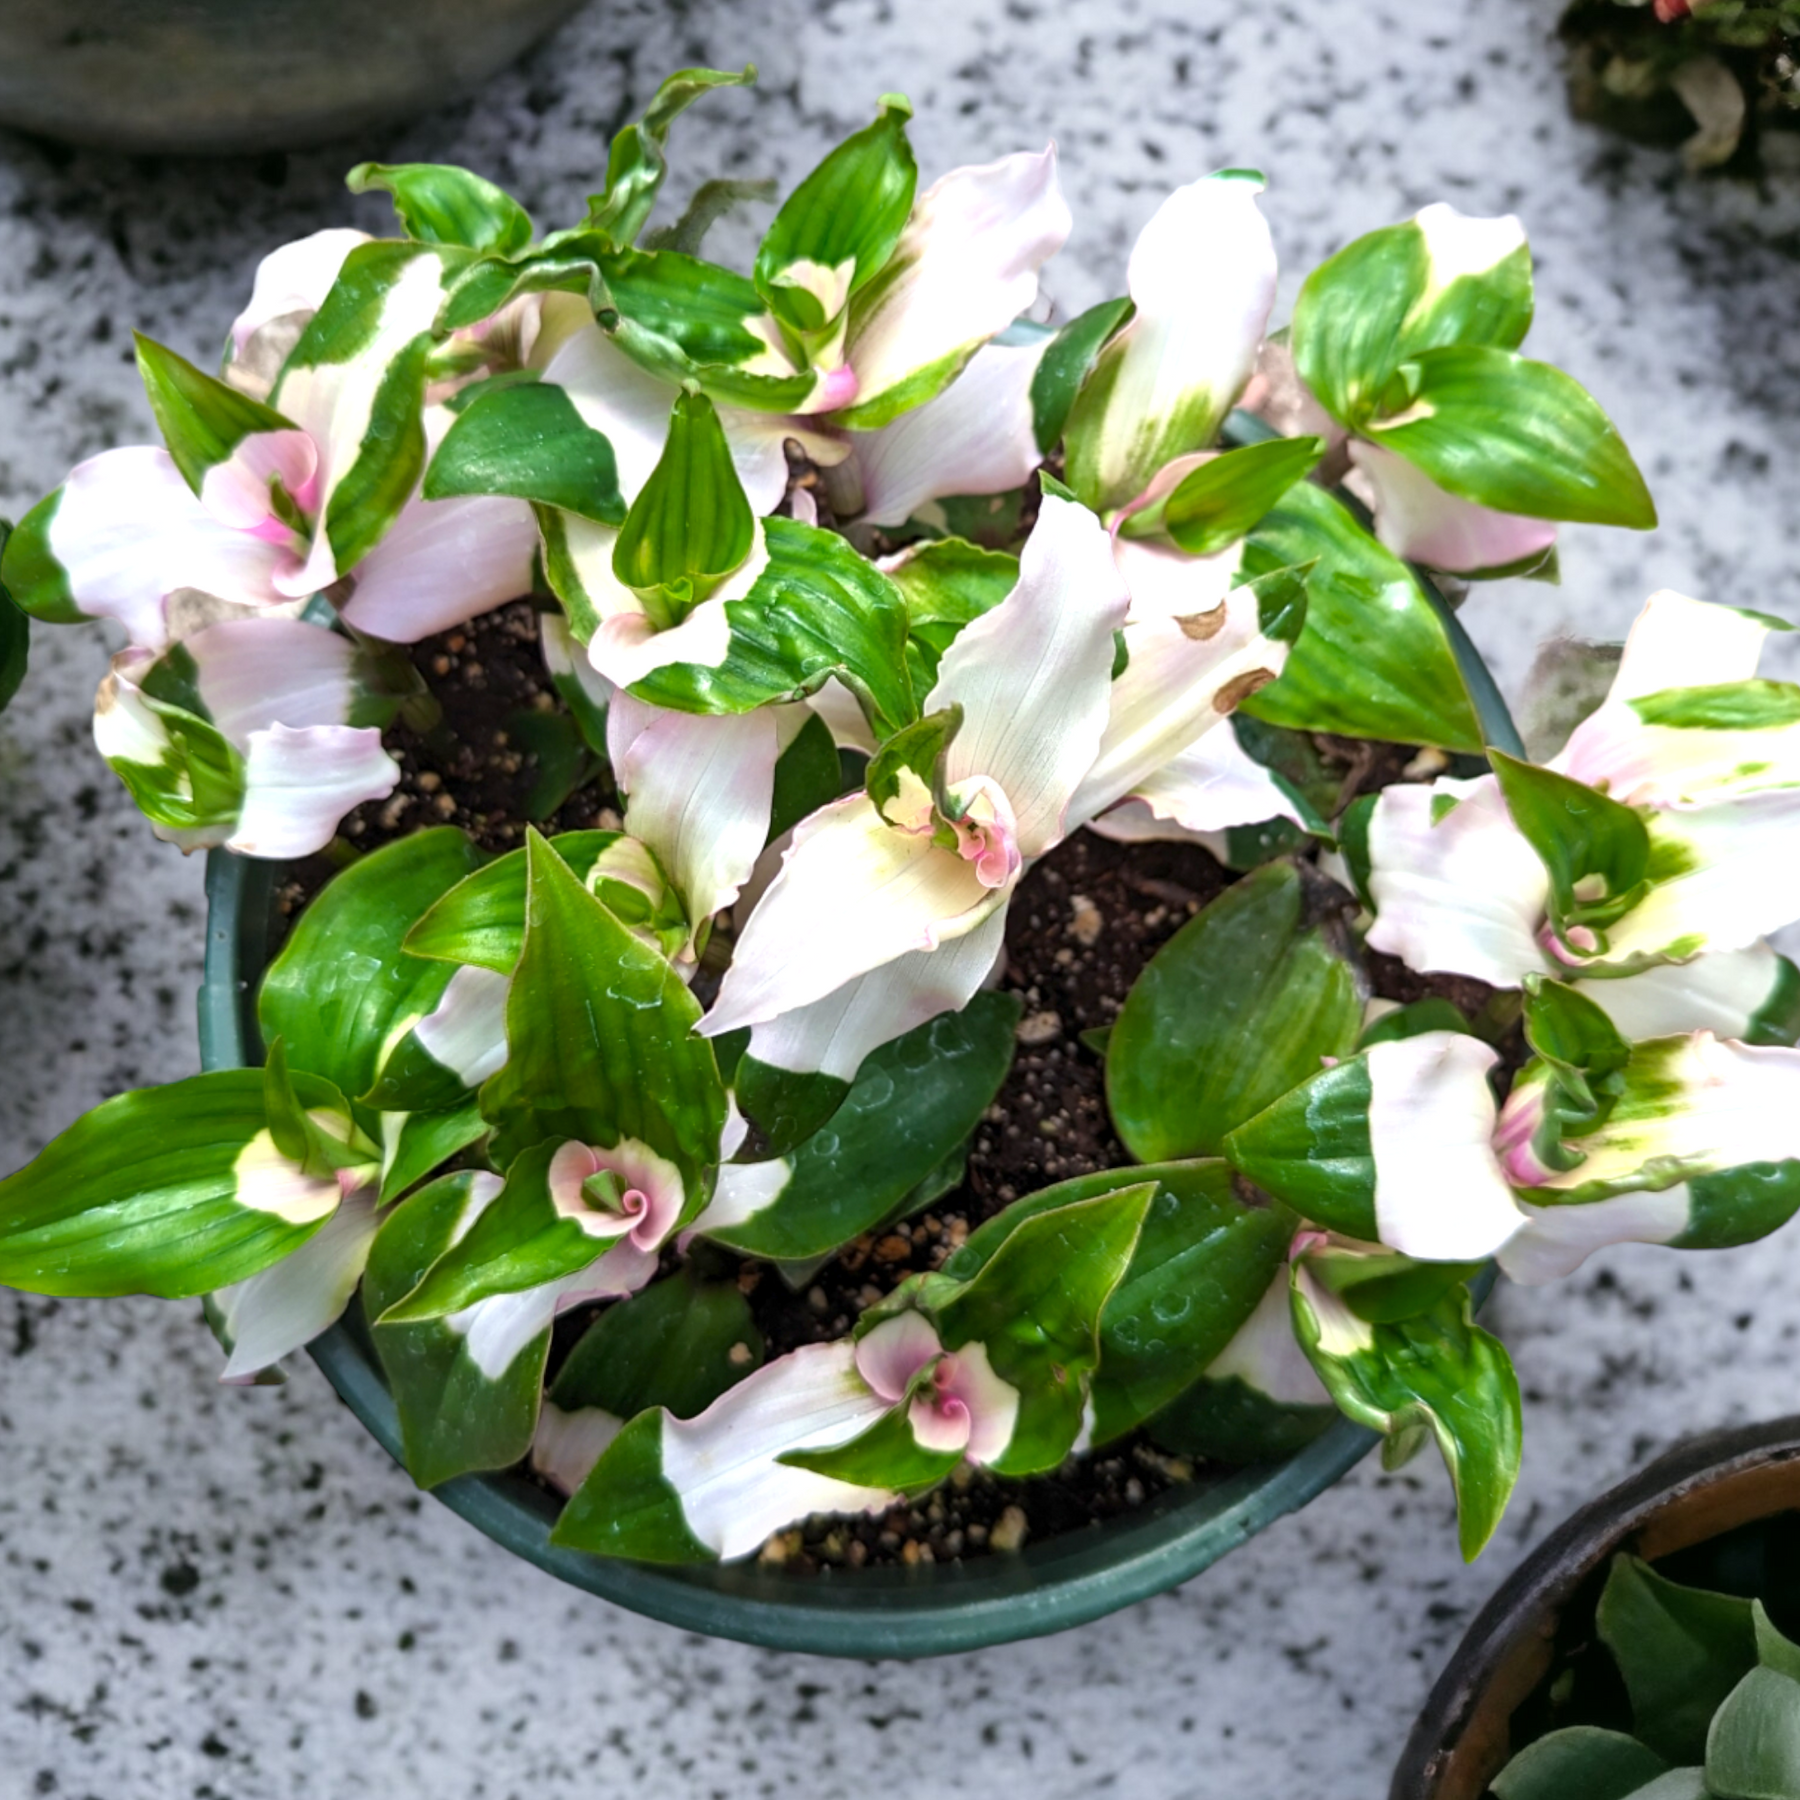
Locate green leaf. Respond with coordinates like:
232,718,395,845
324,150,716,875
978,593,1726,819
403,829,623,975
753,94,916,339
644,177,780,257
627,514,916,739
1370,346,1656,528
1223,1053,1378,1239
927,1182,1154,1476
347,162,533,255
730,1058,850,1161
478,831,725,1191
258,828,487,1103
1291,213,1533,430
550,1409,716,1561
1029,298,1134,452
1599,1554,1759,1763
864,704,961,827
779,1397,962,1493
1087,1161,1295,1443
1490,1727,1669,1800
424,380,625,524
1145,1372,1337,1464
0,1069,359,1298
1236,480,1485,753
377,1101,489,1206
0,489,79,625
1358,997,1472,1047
133,332,296,494
586,65,758,249
0,536,28,716
503,708,603,822
700,991,1020,1262
881,536,1019,693
1292,1273,1520,1559
1706,1667,1800,1799
1757,1603,1800,1683
611,389,756,630
767,710,843,843
1107,860,1362,1164
1491,750,1651,952
365,1170,549,1487
378,1138,595,1321
1126,436,1326,557
1633,681,1800,733
550,1269,762,1419
98,669,246,840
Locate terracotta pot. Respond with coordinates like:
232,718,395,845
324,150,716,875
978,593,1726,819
1392,1415,1800,1798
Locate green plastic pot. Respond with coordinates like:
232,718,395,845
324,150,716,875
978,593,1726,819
198,848,1382,1657
1392,1414,1800,1798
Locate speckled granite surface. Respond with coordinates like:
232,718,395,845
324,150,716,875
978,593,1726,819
2,2,1798,1795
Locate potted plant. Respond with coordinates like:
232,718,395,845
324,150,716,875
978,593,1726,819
1394,1415,1800,1798
3,66,1794,1658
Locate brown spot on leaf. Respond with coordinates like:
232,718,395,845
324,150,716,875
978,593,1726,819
1215,667,1278,712
1175,605,1228,641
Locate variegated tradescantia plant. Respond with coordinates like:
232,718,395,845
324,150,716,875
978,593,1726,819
1,65,1790,1573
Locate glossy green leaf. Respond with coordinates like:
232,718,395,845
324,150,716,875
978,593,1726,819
1706,1667,1800,1798
503,708,604,822
586,65,757,249
1304,1240,1486,1324
612,390,755,629
730,1057,850,1161
0,1069,358,1298
347,162,533,255
550,1409,715,1562
928,1182,1154,1476
1370,346,1656,528
1145,1372,1337,1464
478,831,725,1191
0,489,78,625
550,1269,763,1420
1358,998,1472,1047
1633,681,1800,734
379,1139,593,1321
404,830,625,973
882,536,1018,693
1491,749,1651,950
767,710,844,843
779,1397,961,1494
0,532,28,715
1029,298,1134,452
701,991,1020,1261
644,177,780,257
437,228,614,335
424,379,625,523
1599,1554,1758,1763
1291,214,1533,430
1757,1604,1800,1683
1236,480,1485,753
864,705,961,826
1223,1053,1378,1239
1292,1273,1520,1559
627,515,916,740
259,827,487,1102
365,1170,548,1487
101,668,246,839
754,94,916,338
1490,1727,1668,1800
134,332,297,493
377,1100,489,1206
1125,435,1325,557
1108,860,1362,1164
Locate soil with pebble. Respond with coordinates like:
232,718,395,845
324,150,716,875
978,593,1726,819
276,593,1495,1572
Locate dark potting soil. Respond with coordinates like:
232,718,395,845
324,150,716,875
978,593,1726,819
278,603,1483,1570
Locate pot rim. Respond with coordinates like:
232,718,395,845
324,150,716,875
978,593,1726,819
1390,1412,1800,1798
199,847,1378,1658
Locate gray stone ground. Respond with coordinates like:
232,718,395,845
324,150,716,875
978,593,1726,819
1,2,1797,1794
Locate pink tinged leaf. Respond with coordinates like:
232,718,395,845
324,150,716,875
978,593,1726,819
935,1339,1019,1465
531,1402,624,1495
702,791,1002,1036
1110,529,1242,627
1491,1072,1561,1190
231,1128,346,1226
942,774,1023,890
1365,775,1551,987
908,1391,973,1454
1120,726,1306,835
928,492,1130,859
215,1185,380,1383
854,1310,945,1403
851,340,1050,528
658,1340,899,1559
844,145,1072,417
184,617,364,740
1584,943,1790,1042
198,429,321,537
737,905,1009,1081
1367,1031,1526,1261
229,228,372,358
1346,439,1556,575
338,492,539,644
1067,571,1282,828
228,724,399,860
547,1138,686,1251
413,964,511,1087
609,693,780,943
1206,1269,1331,1405
1496,1187,1692,1285
1240,336,1346,458
50,446,294,647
